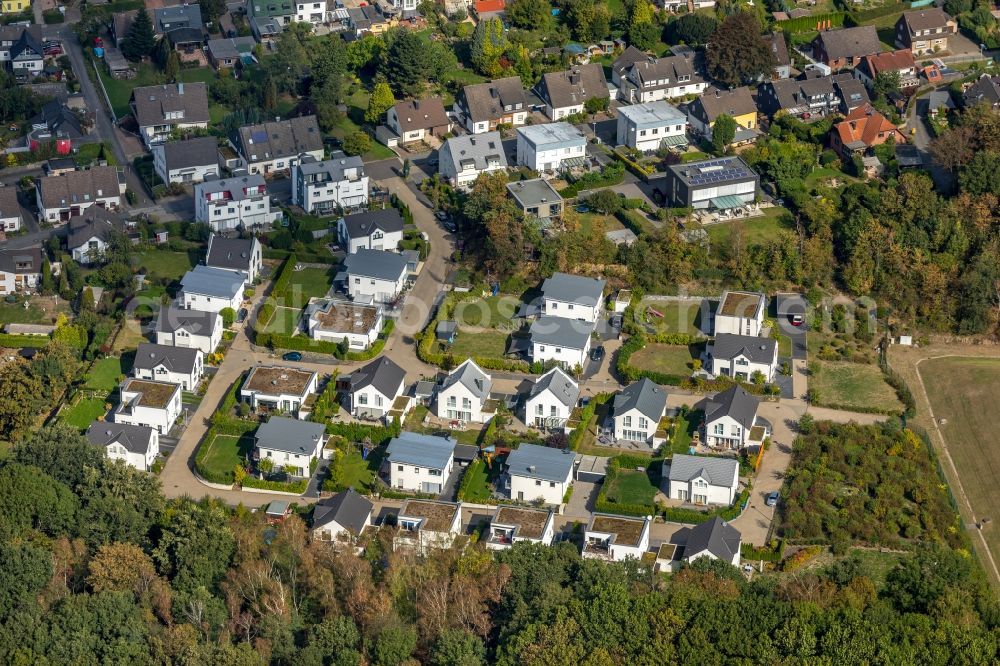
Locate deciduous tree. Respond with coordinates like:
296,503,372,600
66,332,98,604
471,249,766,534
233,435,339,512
365,81,395,124
471,17,507,78
705,12,775,87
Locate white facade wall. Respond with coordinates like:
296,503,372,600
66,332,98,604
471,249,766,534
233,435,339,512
441,160,508,190
613,406,659,443
338,222,404,254
524,391,573,428
152,147,219,184
309,314,382,348
621,80,708,104
436,382,486,423
293,171,369,214
115,391,181,434
133,356,204,391
532,339,590,370
181,289,242,315
38,197,121,223
710,352,777,383
466,110,528,134
104,431,160,472
70,237,108,265
548,103,584,119
668,474,737,506
1,213,21,232
617,117,688,153
347,272,405,303
351,382,403,418
0,270,39,294
155,321,222,355
543,297,600,323
714,311,764,337
295,0,328,23
245,148,323,175
516,135,587,171
389,456,454,493
706,414,752,449
687,546,741,567
241,383,317,414
583,520,651,562
259,438,324,477
509,470,572,505
196,193,277,232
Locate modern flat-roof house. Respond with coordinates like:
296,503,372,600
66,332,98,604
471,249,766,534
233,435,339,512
66,208,119,265
704,385,763,450
524,366,579,430
812,26,882,70
386,432,457,494
304,299,383,348
311,489,374,544
205,234,263,283
529,316,592,369
663,156,759,211
582,513,651,562
340,248,408,304
506,179,563,223
455,77,528,134
616,101,688,153
515,122,587,173
337,209,404,254
617,52,707,104
255,416,326,477
295,0,330,24
114,378,182,435
682,516,742,566
435,359,493,423
896,8,956,56
504,443,575,505
151,136,220,185
292,155,369,215
233,115,324,175
709,333,778,383
439,132,509,190
854,49,919,90
485,506,556,550
612,378,667,444
179,265,246,314
240,365,318,415
130,82,210,147
195,175,278,233
132,342,204,391
831,103,907,160
393,499,463,554
0,247,42,295
686,87,759,146
206,36,258,69
536,63,609,119
0,186,23,233
344,356,406,420
155,306,222,354
36,166,125,223
86,422,159,472
386,97,452,145
714,290,766,337
541,272,605,323
667,453,739,506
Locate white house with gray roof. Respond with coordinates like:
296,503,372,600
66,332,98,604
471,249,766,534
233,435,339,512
255,416,326,477
438,132,509,190
541,272,605,323
435,359,493,423
194,174,279,232
345,356,406,420
708,333,778,382
152,136,220,185
524,366,579,430
515,123,588,173
612,378,667,444
616,101,688,153
292,154,369,215
386,432,456,493
683,517,742,566
155,306,222,354
667,454,739,506
337,209,404,254
312,489,374,544
340,248,408,304
132,342,204,391
179,264,246,314
86,422,159,472
504,443,575,505
206,234,262,283
529,316,592,369
703,385,763,449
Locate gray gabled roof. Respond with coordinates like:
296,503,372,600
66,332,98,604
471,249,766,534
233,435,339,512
440,359,492,400
130,82,210,128
440,132,509,175
255,416,325,455
685,516,741,562
349,356,405,398
155,306,219,336
541,272,605,307
386,431,456,470
538,63,609,109
711,334,776,364
459,76,527,123
312,489,373,533
704,385,760,430
814,26,881,60
206,36,257,60
133,342,200,374
529,316,592,350
505,443,575,483
340,209,404,239
668,453,739,486
86,421,155,454
160,136,219,172
613,377,667,422
528,366,579,408
180,264,246,299
66,208,119,250
0,246,41,275
235,115,322,163
206,235,257,272
342,248,408,281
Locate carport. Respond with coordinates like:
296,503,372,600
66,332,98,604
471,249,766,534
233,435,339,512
575,455,609,482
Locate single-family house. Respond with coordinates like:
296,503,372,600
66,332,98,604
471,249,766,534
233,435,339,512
582,513,651,562
154,4,203,37
0,25,41,68
340,248,408,304
344,356,406,420
151,136,220,185
714,290,766,337
831,103,906,160
393,499,462,553
896,8,956,56
206,36,258,69
233,115,324,175
304,299,383,348
155,306,222,354
455,77,528,133
515,122,588,173
612,378,667,444
337,209,404,254
963,74,1000,110
663,156,759,211
524,366,579,429
132,342,204,391
311,489,374,543
757,73,870,119
485,506,556,550
292,154,369,215
435,358,492,423
179,264,246,314
854,49,919,90
86,422,159,472
36,166,125,223
66,208,119,265
249,0,296,29
295,0,329,24
8,29,43,81
764,32,791,80
255,416,326,477
345,5,390,36
616,100,688,153
504,443,574,505
682,516,741,566
611,45,651,87
28,100,87,148
386,97,452,145
667,453,739,506
0,247,42,295
240,365,318,414
205,234,262,283
387,432,457,493
130,82,210,147
114,378,182,435
708,333,778,383
529,316,592,369
704,385,763,449
194,175,278,232
541,271,605,323
0,186,22,233
536,63,609,119
506,178,563,224
439,132,509,190
686,87,759,145
617,52,707,104
812,26,882,70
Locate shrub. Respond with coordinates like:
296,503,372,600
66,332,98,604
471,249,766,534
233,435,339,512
568,393,611,451
241,476,309,493
782,545,823,572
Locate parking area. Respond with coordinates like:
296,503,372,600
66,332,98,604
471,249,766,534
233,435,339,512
774,292,808,360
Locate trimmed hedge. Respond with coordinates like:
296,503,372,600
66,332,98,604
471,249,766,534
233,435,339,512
256,320,394,361
325,420,400,445
611,148,655,182
242,476,308,493
741,540,786,563
263,248,332,263
568,393,611,451
615,209,649,237
269,254,298,304
776,11,846,33
661,487,751,524
0,333,51,348
456,458,485,502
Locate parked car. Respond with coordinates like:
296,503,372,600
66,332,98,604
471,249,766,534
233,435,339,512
236,308,248,324
590,346,605,362
282,351,303,362
790,314,804,327
765,491,779,507
435,210,448,221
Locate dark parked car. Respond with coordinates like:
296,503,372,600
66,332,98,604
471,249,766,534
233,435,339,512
435,210,448,221
590,346,605,362
765,491,779,507
282,351,303,362
236,308,248,324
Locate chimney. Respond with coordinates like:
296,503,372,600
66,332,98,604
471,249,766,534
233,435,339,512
528,465,536,473
413,99,421,110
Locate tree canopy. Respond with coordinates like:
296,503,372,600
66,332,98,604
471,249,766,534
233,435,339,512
705,12,775,87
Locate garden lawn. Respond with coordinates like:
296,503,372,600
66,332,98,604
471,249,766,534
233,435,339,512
803,166,857,190
628,343,701,377
62,396,109,430
576,212,625,236
669,410,702,455
459,459,495,502
810,360,903,413
85,357,126,392
604,469,657,505
261,307,301,335
705,207,795,248
448,330,510,359
135,250,198,282
455,295,517,328
328,89,397,161
333,446,384,491
0,297,70,325
636,298,708,337
284,267,333,308
199,434,254,482
98,63,217,119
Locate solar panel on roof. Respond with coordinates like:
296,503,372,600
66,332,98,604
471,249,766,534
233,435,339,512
251,130,268,143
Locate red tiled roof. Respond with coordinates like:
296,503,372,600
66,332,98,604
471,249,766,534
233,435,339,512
862,49,915,77
475,0,505,12
835,104,904,149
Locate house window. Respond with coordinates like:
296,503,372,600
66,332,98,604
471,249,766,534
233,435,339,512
549,482,556,488
713,423,724,435
623,415,632,427
638,417,647,429
535,480,541,486
397,465,403,471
